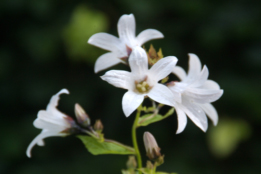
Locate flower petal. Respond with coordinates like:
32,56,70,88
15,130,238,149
94,52,122,73
167,84,183,103
26,130,66,158
149,56,178,82
184,88,223,104
202,80,220,90
136,29,164,46
46,89,69,117
88,33,124,53
147,84,175,106
101,70,132,90
175,108,188,134
200,103,218,126
37,140,44,146
117,14,136,43
129,47,148,79
179,98,208,132
122,91,144,117
172,66,187,81
34,111,69,131
190,65,209,87
184,53,202,84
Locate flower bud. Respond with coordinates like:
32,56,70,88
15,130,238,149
146,161,154,170
126,156,137,169
143,131,161,160
94,119,104,132
75,103,90,127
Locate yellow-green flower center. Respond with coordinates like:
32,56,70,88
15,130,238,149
135,80,151,93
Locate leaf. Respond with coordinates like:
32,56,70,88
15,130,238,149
78,135,135,155
138,114,164,127
138,108,175,127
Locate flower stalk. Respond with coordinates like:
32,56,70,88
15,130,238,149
132,105,143,174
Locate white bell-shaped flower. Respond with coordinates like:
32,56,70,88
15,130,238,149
26,89,75,157
101,47,178,117
88,14,164,73
168,54,223,134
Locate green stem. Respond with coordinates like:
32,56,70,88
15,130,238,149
132,105,142,173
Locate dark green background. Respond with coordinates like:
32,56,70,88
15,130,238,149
1,0,260,174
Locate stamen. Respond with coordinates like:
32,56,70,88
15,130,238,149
135,78,151,93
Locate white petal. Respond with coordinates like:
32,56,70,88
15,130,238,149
149,56,178,82
118,14,136,43
200,103,218,126
168,86,182,103
147,84,175,106
46,89,69,117
136,29,164,46
26,130,66,158
168,82,188,94
190,65,209,87
186,53,202,83
172,66,187,81
101,70,132,89
122,91,144,117
129,47,148,79
94,52,122,73
37,140,44,146
34,112,68,131
88,33,124,53
180,98,208,132
184,88,224,103
202,80,220,90
175,108,188,134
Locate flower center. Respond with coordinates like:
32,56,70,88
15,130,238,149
135,80,151,93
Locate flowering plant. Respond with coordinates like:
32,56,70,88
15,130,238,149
27,14,223,174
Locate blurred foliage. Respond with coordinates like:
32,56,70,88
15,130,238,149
208,118,251,158
0,0,261,174
63,5,108,64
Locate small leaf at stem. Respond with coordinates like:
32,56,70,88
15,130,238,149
78,135,135,155
163,107,175,117
138,114,164,127
138,108,175,127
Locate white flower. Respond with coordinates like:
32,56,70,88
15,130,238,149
101,46,178,117
88,14,164,73
26,89,75,158
168,54,223,134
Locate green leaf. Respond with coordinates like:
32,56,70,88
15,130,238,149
138,108,175,127
138,114,164,127
78,135,135,155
